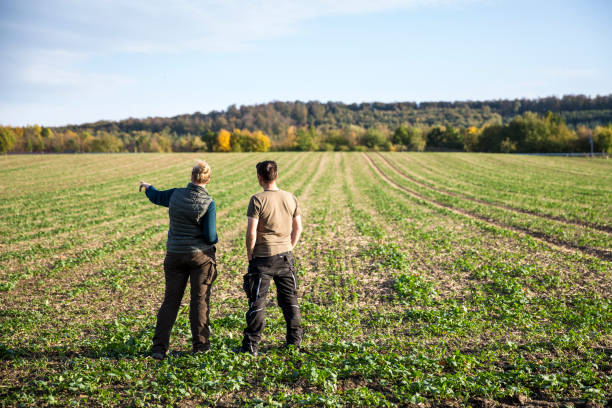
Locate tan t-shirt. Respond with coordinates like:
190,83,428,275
247,189,300,257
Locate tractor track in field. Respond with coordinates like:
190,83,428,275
375,152,612,234
364,153,612,262
402,153,608,217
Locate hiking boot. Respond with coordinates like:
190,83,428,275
151,351,166,360
235,344,258,356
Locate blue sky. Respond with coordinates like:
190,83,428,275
1,0,611,126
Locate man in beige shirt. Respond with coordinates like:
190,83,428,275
239,160,303,356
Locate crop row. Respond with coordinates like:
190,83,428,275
367,153,612,262
384,153,611,228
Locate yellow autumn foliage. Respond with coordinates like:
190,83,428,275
252,130,271,152
215,129,231,152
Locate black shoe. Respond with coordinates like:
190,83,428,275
235,344,258,356
192,344,210,354
151,351,166,360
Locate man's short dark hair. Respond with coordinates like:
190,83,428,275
256,160,278,183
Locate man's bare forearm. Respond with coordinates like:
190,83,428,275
290,216,303,249
246,233,256,260
245,217,259,261
290,229,301,248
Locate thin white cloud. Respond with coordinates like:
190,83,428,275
6,0,470,89
14,49,133,90
5,0,472,55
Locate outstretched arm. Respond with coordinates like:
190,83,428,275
139,181,152,192
139,181,175,207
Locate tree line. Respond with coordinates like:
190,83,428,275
1,112,611,154
0,127,271,154
1,95,611,154
56,95,612,136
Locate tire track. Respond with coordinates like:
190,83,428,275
375,153,612,234
405,153,609,211
363,153,612,262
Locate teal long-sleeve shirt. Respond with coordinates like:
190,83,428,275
145,185,218,245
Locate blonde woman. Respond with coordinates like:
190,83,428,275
139,160,218,359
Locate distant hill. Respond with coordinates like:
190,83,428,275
56,95,612,140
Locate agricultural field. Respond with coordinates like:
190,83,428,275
0,152,610,407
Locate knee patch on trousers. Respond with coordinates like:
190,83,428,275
243,273,262,302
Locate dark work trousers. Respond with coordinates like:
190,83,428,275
242,251,302,349
152,249,217,354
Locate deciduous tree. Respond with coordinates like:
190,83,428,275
215,129,231,152
0,127,16,154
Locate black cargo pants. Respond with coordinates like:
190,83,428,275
242,251,302,349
